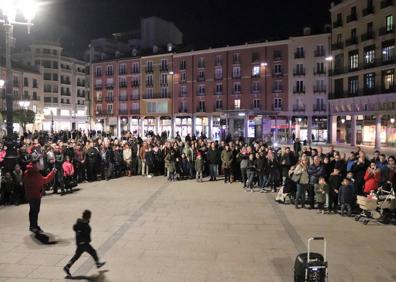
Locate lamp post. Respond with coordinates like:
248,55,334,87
168,70,174,138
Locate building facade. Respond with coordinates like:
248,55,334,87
288,33,331,143
14,43,90,131
329,0,396,149
0,62,44,132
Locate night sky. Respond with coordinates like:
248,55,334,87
14,0,333,58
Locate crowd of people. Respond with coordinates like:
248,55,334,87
0,130,395,220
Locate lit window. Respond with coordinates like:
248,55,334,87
252,66,260,77
234,99,241,109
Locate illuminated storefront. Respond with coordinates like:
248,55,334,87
175,117,192,137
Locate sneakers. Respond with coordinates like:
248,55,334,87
63,266,71,277
29,226,43,233
96,261,106,268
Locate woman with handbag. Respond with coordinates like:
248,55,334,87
293,158,310,209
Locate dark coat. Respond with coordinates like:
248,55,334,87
338,184,355,204
74,218,91,245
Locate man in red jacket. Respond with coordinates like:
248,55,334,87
24,156,57,233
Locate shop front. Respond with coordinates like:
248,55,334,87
130,117,140,135
195,116,209,137
159,117,172,136
212,116,222,140
175,116,192,137
120,116,129,133
108,117,118,136
143,117,157,135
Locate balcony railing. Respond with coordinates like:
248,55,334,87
346,13,357,23
232,73,241,79
61,91,71,96
293,87,305,94
130,95,140,100
119,109,129,114
313,86,327,93
294,52,305,59
145,81,154,87
131,109,140,114
179,107,188,113
251,87,261,94
159,65,169,72
213,106,223,112
119,96,128,101
119,82,128,88
95,84,103,90
106,71,114,76
333,19,343,28
313,105,327,112
196,107,206,112
145,67,153,73
105,96,114,102
362,6,374,16
106,84,114,89
272,71,283,77
381,0,394,8
331,42,344,51
379,25,395,35
196,91,206,96
142,93,170,99
361,31,375,41
232,90,241,95
95,72,102,77
293,69,305,76
131,68,140,74
314,68,326,75
272,87,283,93
119,70,127,75
214,89,223,96
160,81,168,87
95,97,103,103
214,75,223,80
61,80,71,85
179,91,188,97
131,81,139,88
272,105,283,111
345,37,358,46
293,105,306,112
197,76,205,82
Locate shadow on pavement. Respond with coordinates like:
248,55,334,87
25,232,72,247
66,270,109,281
272,257,293,282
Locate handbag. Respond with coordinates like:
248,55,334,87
291,172,302,183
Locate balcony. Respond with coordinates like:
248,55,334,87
293,87,305,94
214,106,223,112
119,82,128,88
77,82,85,87
94,97,103,103
106,84,114,89
197,76,205,82
293,105,306,112
214,89,223,96
345,37,358,46
197,63,205,69
313,86,327,93
131,108,140,114
61,91,71,96
130,95,140,100
272,105,282,111
346,13,357,23
293,69,305,76
106,71,114,76
382,56,396,66
331,42,344,51
196,91,206,97
119,109,129,115
381,0,394,8
95,84,103,90
179,91,188,97
61,80,71,85
272,87,283,93
160,81,168,87
314,50,326,57
314,68,326,75
329,67,345,76
196,106,206,113
294,52,305,59
145,67,153,73
131,68,140,74
272,71,283,77
159,65,169,72
250,87,261,94
119,95,128,101
95,72,102,77
214,75,223,80
361,31,375,41
131,81,139,88
178,107,188,113
142,93,170,99
362,6,374,16
313,105,327,112
232,90,241,95
333,19,343,28
379,25,395,35
145,81,154,87
119,70,127,75
96,110,108,116
32,96,40,101
232,73,241,79
105,96,114,103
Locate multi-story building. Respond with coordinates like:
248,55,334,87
329,0,395,149
14,42,90,131
0,60,44,132
288,32,331,143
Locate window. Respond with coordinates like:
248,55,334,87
146,88,153,98
119,64,126,75
24,77,28,87
234,99,241,109
215,68,222,79
315,98,324,109
198,57,205,68
273,50,282,60
215,84,222,94
160,59,168,71
198,85,205,95
146,74,153,86
252,65,260,77
233,53,240,64
386,15,394,32
349,51,359,70
95,67,102,76
252,81,260,92
232,66,241,78
132,63,139,73
215,55,222,66
53,97,58,103
273,80,283,92
180,71,187,82
107,104,113,114
198,101,206,111
160,87,168,98
382,42,395,62
146,61,153,72
44,84,52,93
44,97,51,103
364,48,375,65
216,100,223,109
198,70,205,80
348,76,358,95
107,65,113,75
233,82,241,93
33,92,38,100
296,81,304,92
32,79,38,88
336,33,342,44
274,64,282,74
364,73,375,90
367,22,373,34
53,61,58,69
253,99,260,109
351,28,357,40
179,60,186,70
383,69,394,91
96,105,102,113
274,98,282,109
160,73,168,85
180,85,187,96
296,47,304,58
296,64,304,74
251,52,260,62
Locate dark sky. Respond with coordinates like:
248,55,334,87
15,0,333,57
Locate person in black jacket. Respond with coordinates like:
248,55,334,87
64,210,105,277
86,142,99,182
207,143,220,181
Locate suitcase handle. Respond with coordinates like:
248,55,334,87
307,237,326,263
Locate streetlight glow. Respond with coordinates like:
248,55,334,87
0,79,5,88
168,71,174,75
20,0,37,22
325,56,333,61
391,118,395,124
261,62,268,67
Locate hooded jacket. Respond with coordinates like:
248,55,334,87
23,163,56,201
73,218,91,245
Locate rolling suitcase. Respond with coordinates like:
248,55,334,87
294,237,328,282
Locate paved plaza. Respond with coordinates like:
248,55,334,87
0,176,396,282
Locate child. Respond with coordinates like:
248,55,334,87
328,168,343,213
195,152,204,182
338,178,355,217
314,177,328,214
64,210,105,278
62,155,75,193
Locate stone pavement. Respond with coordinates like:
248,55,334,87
0,176,396,282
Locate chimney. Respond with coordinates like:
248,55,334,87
303,27,311,36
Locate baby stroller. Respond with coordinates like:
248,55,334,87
355,194,379,225
376,184,396,224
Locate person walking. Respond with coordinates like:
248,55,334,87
63,210,105,278
23,155,57,233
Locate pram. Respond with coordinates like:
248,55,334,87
355,183,396,225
